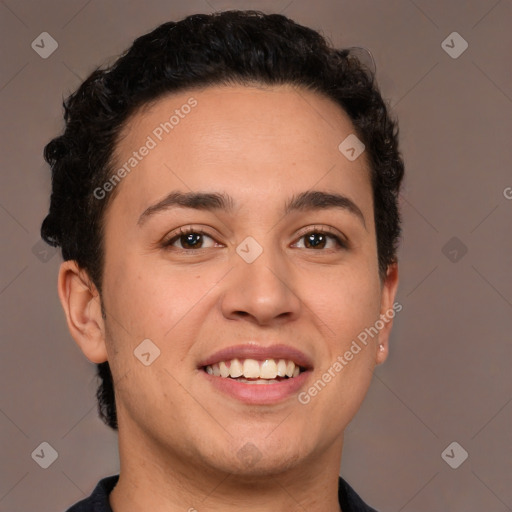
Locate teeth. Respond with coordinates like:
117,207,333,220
205,357,303,380
277,359,287,377
229,358,243,378
260,359,277,379
243,359,261,378
219,361,230,378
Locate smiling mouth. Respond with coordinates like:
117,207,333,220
202,357,306,384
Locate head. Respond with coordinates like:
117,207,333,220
42,10,403,475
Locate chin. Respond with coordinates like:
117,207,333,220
202,438,307,478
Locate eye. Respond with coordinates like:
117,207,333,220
292,227,347,250
162,226,348,252
163,227,218,250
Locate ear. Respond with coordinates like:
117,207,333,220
375,262,399,365
57,260,108,363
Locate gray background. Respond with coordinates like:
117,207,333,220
1,1,511,511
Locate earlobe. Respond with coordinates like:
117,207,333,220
376,262,399,365
57,261,108,364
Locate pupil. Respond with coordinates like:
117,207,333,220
307,233,325,249
184,233,201,248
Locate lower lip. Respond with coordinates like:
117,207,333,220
201,370,311,405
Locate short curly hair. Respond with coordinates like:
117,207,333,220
41,10,405,431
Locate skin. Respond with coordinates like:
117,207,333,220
58,83,399,512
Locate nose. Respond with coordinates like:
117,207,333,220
220,244,302,326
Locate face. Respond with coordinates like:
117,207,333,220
90,84,398,476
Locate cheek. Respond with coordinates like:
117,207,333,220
101,257,205,403
305,280,380,417
309,267,381,340
103,251,217,341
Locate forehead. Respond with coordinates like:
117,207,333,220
107,83,372,221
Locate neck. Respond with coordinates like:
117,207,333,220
109,422,344,512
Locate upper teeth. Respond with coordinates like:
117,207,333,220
205,358,301,379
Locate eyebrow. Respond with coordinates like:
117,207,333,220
137,190,366,228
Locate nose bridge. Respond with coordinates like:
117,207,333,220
237,230,289,291
220,230,301,323
230,206,282,271
240,241,284,286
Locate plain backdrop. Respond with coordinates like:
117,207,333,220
1,1,511,511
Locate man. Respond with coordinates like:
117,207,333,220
42,10,404,511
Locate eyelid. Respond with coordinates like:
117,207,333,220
295,224,348,243
162,226,219,249
292,225,349,251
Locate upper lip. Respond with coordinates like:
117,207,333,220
198,343,314,370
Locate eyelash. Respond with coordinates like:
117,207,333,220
162,226,348,252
